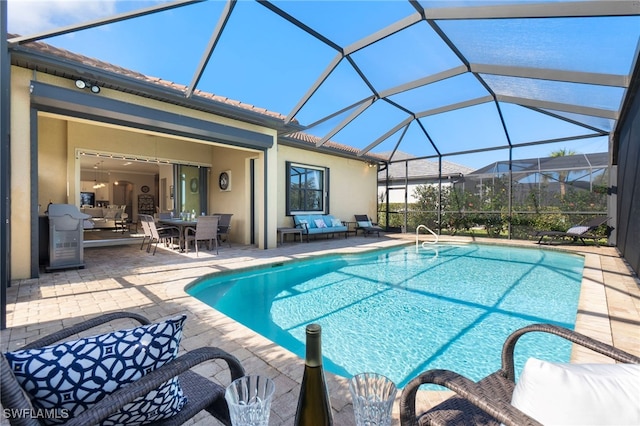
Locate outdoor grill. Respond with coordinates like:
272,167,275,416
46,204,90,271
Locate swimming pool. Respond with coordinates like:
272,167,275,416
187,243,584,388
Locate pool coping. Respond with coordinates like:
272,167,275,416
2,235,639,425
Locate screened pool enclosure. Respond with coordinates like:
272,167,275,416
5,0,640,243
379,152,609,238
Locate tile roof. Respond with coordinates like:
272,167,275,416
10,35,289,121
282,131,386,161
10,34,387,161
380,151,474,180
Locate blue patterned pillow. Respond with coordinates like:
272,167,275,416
4,315,188,425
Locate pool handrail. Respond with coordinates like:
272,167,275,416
416,225,438,252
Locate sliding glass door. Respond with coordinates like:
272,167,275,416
175,165,209,216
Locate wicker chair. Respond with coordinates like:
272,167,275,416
1,312,245,426
214,213,233,248
185,215,219,256
400,323,640,426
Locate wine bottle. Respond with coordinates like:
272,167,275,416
295,324,333,426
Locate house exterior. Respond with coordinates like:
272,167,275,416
378,152,474,204
6,38,381,280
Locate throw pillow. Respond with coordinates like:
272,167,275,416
510,357,640,425
331,218,342,227
5,315,188,425
357,220,372,228
314,218,327,228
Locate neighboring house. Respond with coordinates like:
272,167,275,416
464,152,609,204
378,152,608,205
378,152,474,204
7,37,382,280
469,152,608,183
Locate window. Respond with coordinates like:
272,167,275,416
286,162,329,214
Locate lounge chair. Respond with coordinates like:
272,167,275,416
534,216,609,246
354,214,384,237
400,323,640,426
1,311,245,426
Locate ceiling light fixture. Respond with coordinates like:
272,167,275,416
92,161,107,189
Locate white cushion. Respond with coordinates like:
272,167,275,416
511,358,640,425
566,225,589,235
331,218,342,227
314,218,327,228
357,220,372,228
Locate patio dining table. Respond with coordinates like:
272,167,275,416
158,216,220,251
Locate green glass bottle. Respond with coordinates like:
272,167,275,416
294,324,333,426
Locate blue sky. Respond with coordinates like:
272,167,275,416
8,0,637,170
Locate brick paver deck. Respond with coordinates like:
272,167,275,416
2,235,638,425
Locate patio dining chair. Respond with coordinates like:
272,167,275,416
139,214,180,255
139,214,152,251
185,215,219,256
400,323,640,426
214,213,233,247
1,311,245,426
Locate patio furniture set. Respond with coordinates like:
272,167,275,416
2,314,637,425
278,214,385,244
138,214,233,256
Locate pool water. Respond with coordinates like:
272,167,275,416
187,244,584,388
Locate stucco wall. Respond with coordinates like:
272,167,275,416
277,145,378,227
210,145,260,246
10,67,33,278
38,117,68,209
11,67,377,279
10,68,281,278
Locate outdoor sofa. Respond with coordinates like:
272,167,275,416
293,214,348,241
81,205,128,230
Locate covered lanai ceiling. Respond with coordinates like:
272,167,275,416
7,1,640,168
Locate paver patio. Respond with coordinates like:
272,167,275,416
1,234,639,425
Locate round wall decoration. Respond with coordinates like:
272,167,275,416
190,178,199,193
219,171,230,191
141,185,150,193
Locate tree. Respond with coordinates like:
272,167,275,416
550,148,577,198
